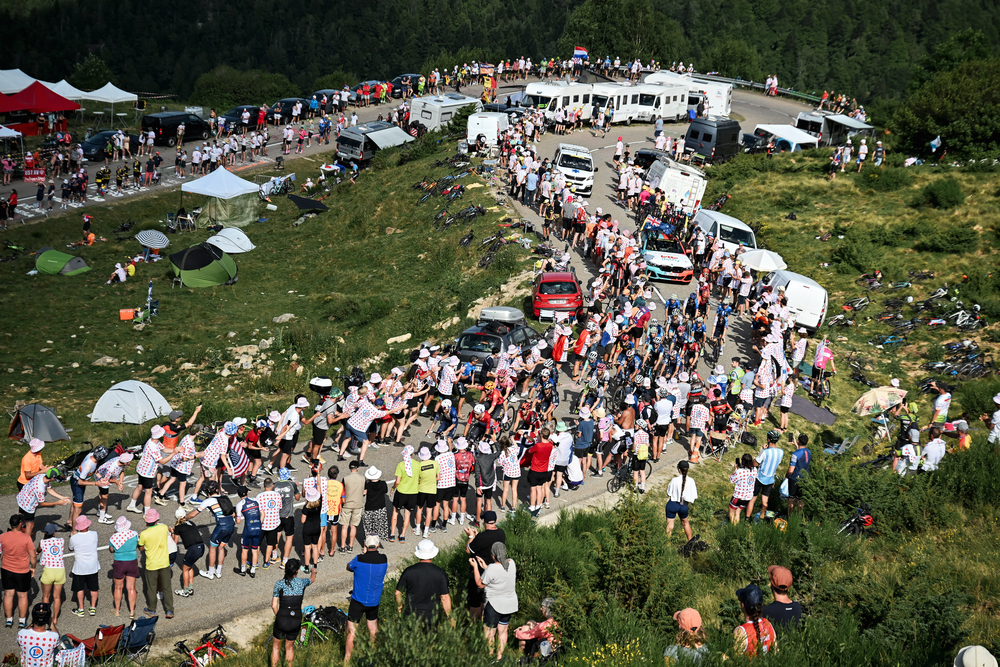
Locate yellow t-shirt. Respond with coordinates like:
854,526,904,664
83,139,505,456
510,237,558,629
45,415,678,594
416,460,439,494
327,479,344,516
138,524,170,570
394,461,420,495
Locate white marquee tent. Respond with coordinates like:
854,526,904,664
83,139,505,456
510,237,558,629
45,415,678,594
0,69,37,95
182,168,259,227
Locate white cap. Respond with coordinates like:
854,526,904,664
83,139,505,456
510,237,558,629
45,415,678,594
890,378,900,388
370,373,383,384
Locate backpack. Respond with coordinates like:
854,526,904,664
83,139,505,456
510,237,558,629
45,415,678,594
216,494,235,516
740,432,758,447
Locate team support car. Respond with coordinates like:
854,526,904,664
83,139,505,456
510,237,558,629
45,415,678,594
455,307,542,369
641,231,694,283
532,271,583,321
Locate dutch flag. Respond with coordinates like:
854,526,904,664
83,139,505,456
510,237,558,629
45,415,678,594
573,47,589,58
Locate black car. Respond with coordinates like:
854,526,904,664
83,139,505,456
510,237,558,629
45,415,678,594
222,105,264,131
311,89,342,111
140,112,211,147
390,74,422,98
80,131,141,161
454,307,541,368
632,148,672,172
266,98,311,124
483,102,526,120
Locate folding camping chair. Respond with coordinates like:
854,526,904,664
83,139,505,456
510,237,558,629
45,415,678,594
118,615,158,665
822,435,860,456
65,624,125,664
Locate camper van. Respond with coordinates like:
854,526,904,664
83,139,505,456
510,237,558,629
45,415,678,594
691,210,757,254
553,143,597,197
683,117,742,163
521,81,593,123
409,94,483,132
467,112,510,146
752,124,820,152
690,78,733,118
644,158,707,213
794,110,873,147
636,83,687,122
590,82,637,124
335,120,415,164
763,270,828,330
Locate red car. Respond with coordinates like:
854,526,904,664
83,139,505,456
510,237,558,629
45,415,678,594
532,271,583,321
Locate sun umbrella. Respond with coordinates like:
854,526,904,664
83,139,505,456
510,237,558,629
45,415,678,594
739,248,787,272
852,386,908,416
287,195,329,212
135,229,170,249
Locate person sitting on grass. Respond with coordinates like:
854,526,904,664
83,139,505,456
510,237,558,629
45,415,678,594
514,597,559,658
734,584,776,657
664,607,709,664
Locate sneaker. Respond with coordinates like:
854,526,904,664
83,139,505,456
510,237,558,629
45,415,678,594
554,489,560,498
317,555,324,563
398,535,406,543
153,496,167,506
338,546,346,553
388,534,396,543
544,501,550,509
175,589,191,598
199,571,215,580
447,516,456,525
458,514,465,525
561,483,569,490
248,569,256,579
126,505,142,514
424,526,431,537
302,565,310,574
440,522,448,534
234,567,246,576
3,620,11,629
98,516,114,524
285,465,297,472
72,608,85,617
89,607,97,616
346,545,353,552
261,562,270,570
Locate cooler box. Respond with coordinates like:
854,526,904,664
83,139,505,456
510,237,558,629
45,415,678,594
119,309,135,321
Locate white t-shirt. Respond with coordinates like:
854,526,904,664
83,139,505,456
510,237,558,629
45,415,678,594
566,455,584,483
481,560,519,614
933,393,952,421
667,474,698,504
69,530,101,575
18,628,60,667
280,405,302,440
922,438,946,471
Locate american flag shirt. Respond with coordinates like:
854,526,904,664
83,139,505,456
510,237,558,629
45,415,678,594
347,398,389,432
227,437,250,477
135,438,164,478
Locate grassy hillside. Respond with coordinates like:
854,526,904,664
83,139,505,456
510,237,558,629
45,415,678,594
0,133,530,492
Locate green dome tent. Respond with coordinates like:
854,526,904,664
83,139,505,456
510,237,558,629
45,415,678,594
35,248,91,276
169,243,238,287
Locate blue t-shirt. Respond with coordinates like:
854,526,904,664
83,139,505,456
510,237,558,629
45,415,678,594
756,447,785,485
273,577,311,597
526,172,539,191
348,551,389,607
110,534,139,562
575,419,594,449
788,447,811,481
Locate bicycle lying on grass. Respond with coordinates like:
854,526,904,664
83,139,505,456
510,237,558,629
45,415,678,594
175,625,237,667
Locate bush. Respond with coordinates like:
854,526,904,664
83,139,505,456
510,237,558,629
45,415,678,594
856,164,914,192
917,177,965,208
191,66,299,110
914,223,978,253
313,69,357,92
933,434,1000,509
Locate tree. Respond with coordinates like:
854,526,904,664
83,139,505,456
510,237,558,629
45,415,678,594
558,0,687,63
314,70,359,92
191,66,300,110
909,29,993,91
69,53,117,92
893,57,1000,157
702,39,763,81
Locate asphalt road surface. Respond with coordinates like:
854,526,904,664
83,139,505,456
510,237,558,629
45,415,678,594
0,82,811,655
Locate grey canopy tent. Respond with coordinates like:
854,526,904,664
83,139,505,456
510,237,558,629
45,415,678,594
89,380,172,424
8,404,70,443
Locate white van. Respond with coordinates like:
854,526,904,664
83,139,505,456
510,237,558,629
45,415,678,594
636,83,687,122
763,270,828,330
409,94,483,132
644,158,707,213
690,78,733,117
467,112,510,146
753,124,820,152
553,143,597,196
691,210,757,253
522,81,593,123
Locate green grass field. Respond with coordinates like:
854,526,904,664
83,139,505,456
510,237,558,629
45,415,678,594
0,130,532,491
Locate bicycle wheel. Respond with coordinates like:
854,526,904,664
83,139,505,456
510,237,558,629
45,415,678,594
179,661,195,667
644,460,653,477
502,407,515,432
607,476,622,494
221,646,238,657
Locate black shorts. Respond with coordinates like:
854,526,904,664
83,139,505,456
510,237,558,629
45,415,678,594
279,439,295,455
654,424,670,437
280,516,296,537
183,542,206,567
348,598,380,623
753,479,774,498
17,507,35,521
247,448,262,460
416,492,437,509
753,395,767,409
573,447,589,461
406,397,420,409
312,426,328,447
562,219,573,231
171,468,187,479
780,405,790,414
455,482,469,498
573,222,585,235
302,530,320,546
393,492,417,512
138,474,155,489
787,479,803,499
72,572,100,593
477,487,494,500
729,496,750,510
97,485,110,496
1,568,30,593
527,469,550,487
436,487,456,502
263,527,280,547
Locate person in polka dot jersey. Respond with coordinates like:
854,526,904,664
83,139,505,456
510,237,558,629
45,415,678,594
17,603,59,667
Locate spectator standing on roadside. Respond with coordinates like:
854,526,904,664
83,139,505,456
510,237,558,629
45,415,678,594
1,515,36,629
855,138,868,172
108,516,140,618
69,516,100,618
138,508,175,619
17,438,48,493
395,539,451,624
746,431,784,520
784,434,811,513
344,534,388,664
341,460,365,552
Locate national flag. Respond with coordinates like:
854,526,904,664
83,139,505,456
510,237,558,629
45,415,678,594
483,76,496,90
573,47,589,58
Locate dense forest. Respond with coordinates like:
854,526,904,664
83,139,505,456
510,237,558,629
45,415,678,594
1,0,999,101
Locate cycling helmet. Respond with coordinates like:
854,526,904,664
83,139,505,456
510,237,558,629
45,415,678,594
45,467,64,481
588,377,600,389
541,369,550,377
650,318,658,324
654,336,663,345
587,321,598,332
766,429,781,443
587,351,598,363
626,349,635,358
91,445,109,462
635,419,648,430
596,362,607,371
543,358,554,368
671,293,678,299
484,381,495,391
696,316,704,323
474,404,486,415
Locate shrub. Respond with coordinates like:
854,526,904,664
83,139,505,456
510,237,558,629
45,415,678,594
857,164,914,192
933,434,1000,509
192,66,299,110
914,223,978,253
917,177,965,208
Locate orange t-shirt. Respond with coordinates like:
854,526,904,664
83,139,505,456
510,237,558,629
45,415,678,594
18,452,43,486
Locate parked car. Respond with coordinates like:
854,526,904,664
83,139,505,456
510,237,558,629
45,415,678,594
311,89,342,110
221,105,264,131
532,271,583,321
390,74,422,98
632,148,672,173
483,102,526,121
454,307,541,368
682,117,741,164
139,112,211,147
640,231,694,283
80,130,141,161
266,98,311,124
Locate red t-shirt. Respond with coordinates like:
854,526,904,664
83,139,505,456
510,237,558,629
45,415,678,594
530,441,554,472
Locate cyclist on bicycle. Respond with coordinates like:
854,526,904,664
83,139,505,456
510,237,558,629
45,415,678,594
534,381,559,423
427,399,460,438
665,293,683,317
691,317,707,345
464,404,493,441
713,300,733,346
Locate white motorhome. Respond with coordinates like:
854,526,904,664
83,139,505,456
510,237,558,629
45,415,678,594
690,78,733,118
590,82,638,124
763,270,829,330
521,81,593,123
644,158,707,213
409,93,482,132
795,110,874,147
636,83,688,122
691,210,757,254
466,112,510,146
